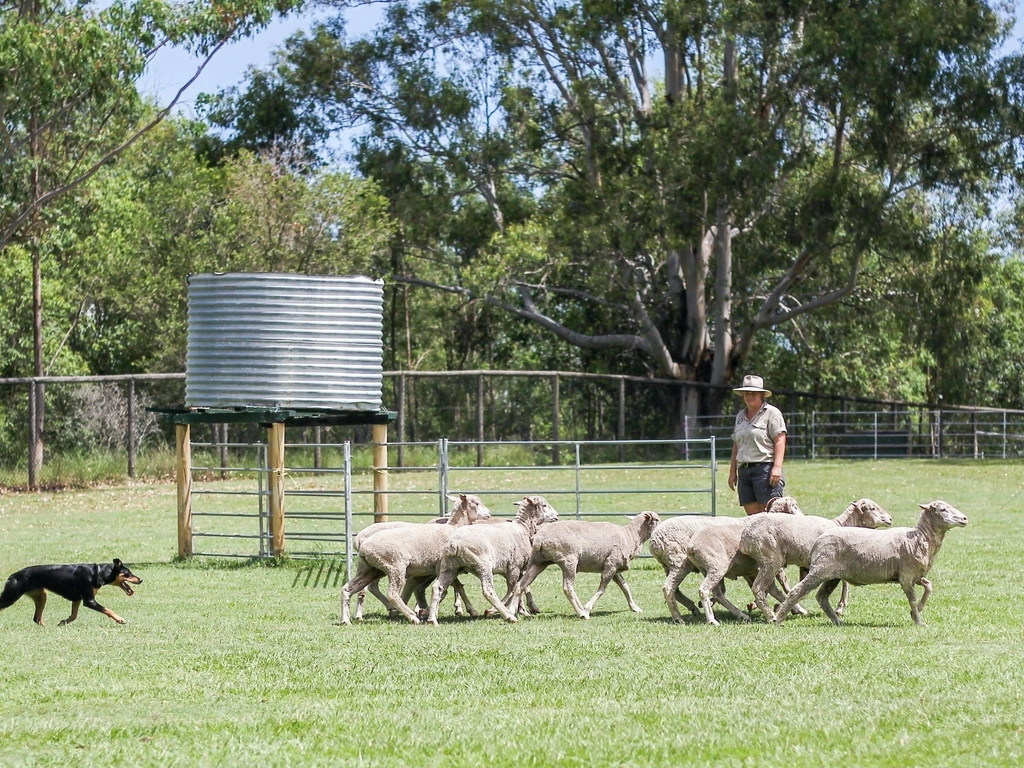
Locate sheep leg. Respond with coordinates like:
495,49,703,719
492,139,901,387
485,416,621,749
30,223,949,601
523,587,541,615
514,561,550,604
750,561,783,621
663,562,697,623
452,578,479,618
610,573,643,613
815,579,844,625
478,569,517,623
558,560,591,619
427,568,457,626
384,568,420,625
835,581,851,617
340,566,383,625
701,576,750,624
901,575,926,626
916,577,932,612
582,567,619,615
772,571,827,625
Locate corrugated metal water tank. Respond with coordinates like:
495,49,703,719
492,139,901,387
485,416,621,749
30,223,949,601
186,273,384,410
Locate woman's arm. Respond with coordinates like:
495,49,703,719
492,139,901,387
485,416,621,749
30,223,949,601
728,440,739,491
770,432,787,486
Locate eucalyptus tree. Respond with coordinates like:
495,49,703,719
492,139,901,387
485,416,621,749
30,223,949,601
220,0,1023,414
0,0,300,482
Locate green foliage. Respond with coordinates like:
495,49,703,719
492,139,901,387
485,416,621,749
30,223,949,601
208,0,1024,411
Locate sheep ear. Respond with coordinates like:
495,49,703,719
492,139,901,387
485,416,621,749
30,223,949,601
447,494,460,503
918,503,928,511
460,493,468,503
625,514,635,521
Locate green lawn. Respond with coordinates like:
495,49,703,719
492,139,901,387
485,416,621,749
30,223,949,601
0,460,1021,766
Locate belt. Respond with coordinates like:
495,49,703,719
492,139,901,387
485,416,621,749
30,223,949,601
738,461,770,468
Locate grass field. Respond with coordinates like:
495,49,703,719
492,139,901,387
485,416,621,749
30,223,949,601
0,459,1021,767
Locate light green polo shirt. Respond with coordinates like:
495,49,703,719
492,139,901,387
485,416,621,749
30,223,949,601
733,403,787,464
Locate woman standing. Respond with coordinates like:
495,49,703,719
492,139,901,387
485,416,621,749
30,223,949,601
727,375,788,515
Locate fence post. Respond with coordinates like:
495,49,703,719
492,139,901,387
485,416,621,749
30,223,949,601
937,410,943,459
972,412,979,459
344,441,353,580
127,377,136,479
438,438,449,518
617,376,625,463
27,382,37,488
314,426,322,472
268,422,286,557
1003,411,1007,459
574,442,582,520
397,373,406,468
552,374,560,465
176,424,192,559
873,412,878,460
811,411,816,460
710,435,717,517
372,423,389,523
477,374,484,467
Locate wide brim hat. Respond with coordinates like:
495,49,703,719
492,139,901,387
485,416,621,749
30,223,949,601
733,374,772,398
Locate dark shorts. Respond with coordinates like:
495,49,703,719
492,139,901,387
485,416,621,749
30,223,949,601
737,462,785,507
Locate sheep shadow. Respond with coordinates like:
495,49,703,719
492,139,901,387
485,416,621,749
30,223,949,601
292,561,346,590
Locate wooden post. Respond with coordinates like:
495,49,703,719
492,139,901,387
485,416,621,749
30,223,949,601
176,424,192,559
373,423,389,523
552,374,560,465
477,374,485,467
268,422,286,558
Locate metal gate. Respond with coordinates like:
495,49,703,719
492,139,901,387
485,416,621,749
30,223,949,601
186,436,718,571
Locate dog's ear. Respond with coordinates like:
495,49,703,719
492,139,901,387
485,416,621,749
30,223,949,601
113,558,122,569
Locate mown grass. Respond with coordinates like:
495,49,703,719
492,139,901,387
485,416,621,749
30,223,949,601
0,459,1021,767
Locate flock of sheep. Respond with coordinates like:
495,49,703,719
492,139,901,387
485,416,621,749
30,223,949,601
340,493,969,627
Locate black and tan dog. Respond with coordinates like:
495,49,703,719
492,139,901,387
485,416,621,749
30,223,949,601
0,559,142,626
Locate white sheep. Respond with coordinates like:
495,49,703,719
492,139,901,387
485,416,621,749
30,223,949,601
681,520,795,625
650,496,804,623
771,500,968,626
352,516,475,620
340,493,491,625
739,498,893,621
513,512,661,619
427,496,560,624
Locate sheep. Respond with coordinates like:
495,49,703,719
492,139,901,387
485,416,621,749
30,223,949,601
650,495,804,623
339,493,492,625
352,516,471,620
771,500,968,626
427,496,560,625
739,498,893,621
513,512,661,619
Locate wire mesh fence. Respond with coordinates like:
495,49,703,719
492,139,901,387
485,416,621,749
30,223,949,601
2,371,1023,488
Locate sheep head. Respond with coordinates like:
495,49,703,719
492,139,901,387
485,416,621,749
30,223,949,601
446,493,492,524
514,496,560,529
765,496,803,515
918,500,968,530
626,511,662,540
848,498,893,529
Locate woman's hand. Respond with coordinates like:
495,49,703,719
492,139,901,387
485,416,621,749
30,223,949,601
769,465,782,487
728,469,738,491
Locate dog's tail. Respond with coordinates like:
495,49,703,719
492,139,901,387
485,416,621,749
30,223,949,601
0,575,22,610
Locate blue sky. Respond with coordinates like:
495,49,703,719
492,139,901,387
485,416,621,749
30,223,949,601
140,4,1023,120
137,6,382,116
